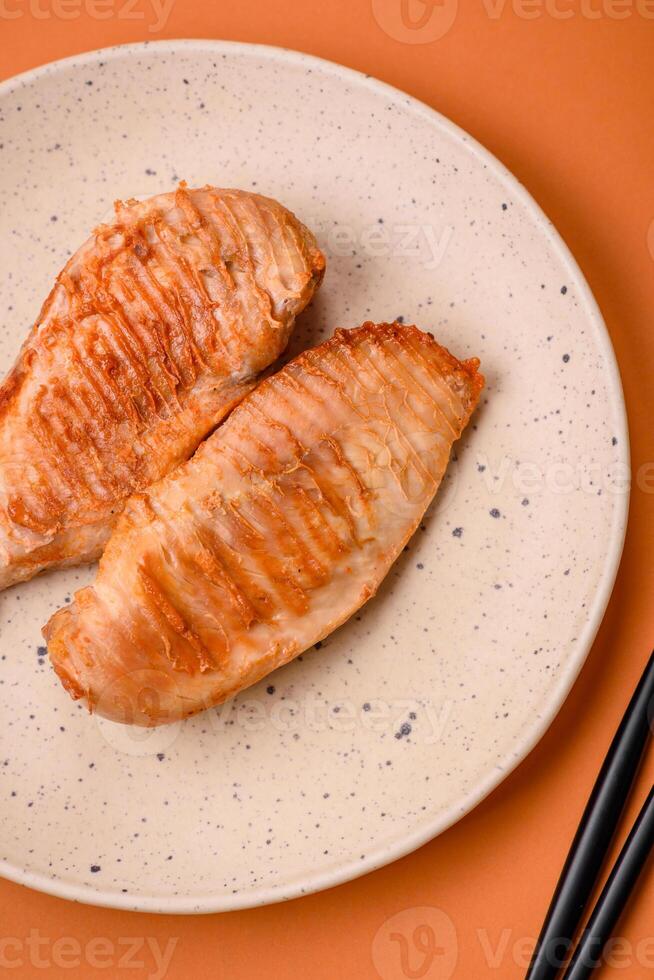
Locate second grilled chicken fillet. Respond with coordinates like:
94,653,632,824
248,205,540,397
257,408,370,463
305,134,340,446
0,185,324,590
45,322,484,726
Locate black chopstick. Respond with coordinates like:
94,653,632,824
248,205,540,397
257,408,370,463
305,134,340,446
526,650,654,980
561,784,654,979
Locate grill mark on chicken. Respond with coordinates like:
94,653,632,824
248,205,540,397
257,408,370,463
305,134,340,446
229,404,357,557
363,339,461,437
123,250,202,386
193,520,277,624
186,531,258,632
225,495,311,615
250,489,330,592
348,350,441,493
231,381,367,544
138,563,215,674
271,477,345,568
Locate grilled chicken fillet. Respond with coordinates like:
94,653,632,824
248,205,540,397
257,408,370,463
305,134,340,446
0,185,324,589
44,323,483,726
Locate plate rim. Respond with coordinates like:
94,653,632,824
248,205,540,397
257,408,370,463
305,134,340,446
0,38,631,915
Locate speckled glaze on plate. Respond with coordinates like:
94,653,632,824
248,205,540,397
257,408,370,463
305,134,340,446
0,41,629,914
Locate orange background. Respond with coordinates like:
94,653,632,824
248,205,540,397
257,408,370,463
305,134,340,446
1,2,653,978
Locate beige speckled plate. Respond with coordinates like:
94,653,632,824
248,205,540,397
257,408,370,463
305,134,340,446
0,40,629,913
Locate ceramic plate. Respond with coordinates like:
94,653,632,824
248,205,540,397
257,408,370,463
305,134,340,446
0,40,629,913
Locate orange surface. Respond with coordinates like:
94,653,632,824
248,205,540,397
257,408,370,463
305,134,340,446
1,3,653,978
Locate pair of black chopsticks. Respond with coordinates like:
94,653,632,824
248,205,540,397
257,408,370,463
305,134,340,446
527,650,654,980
